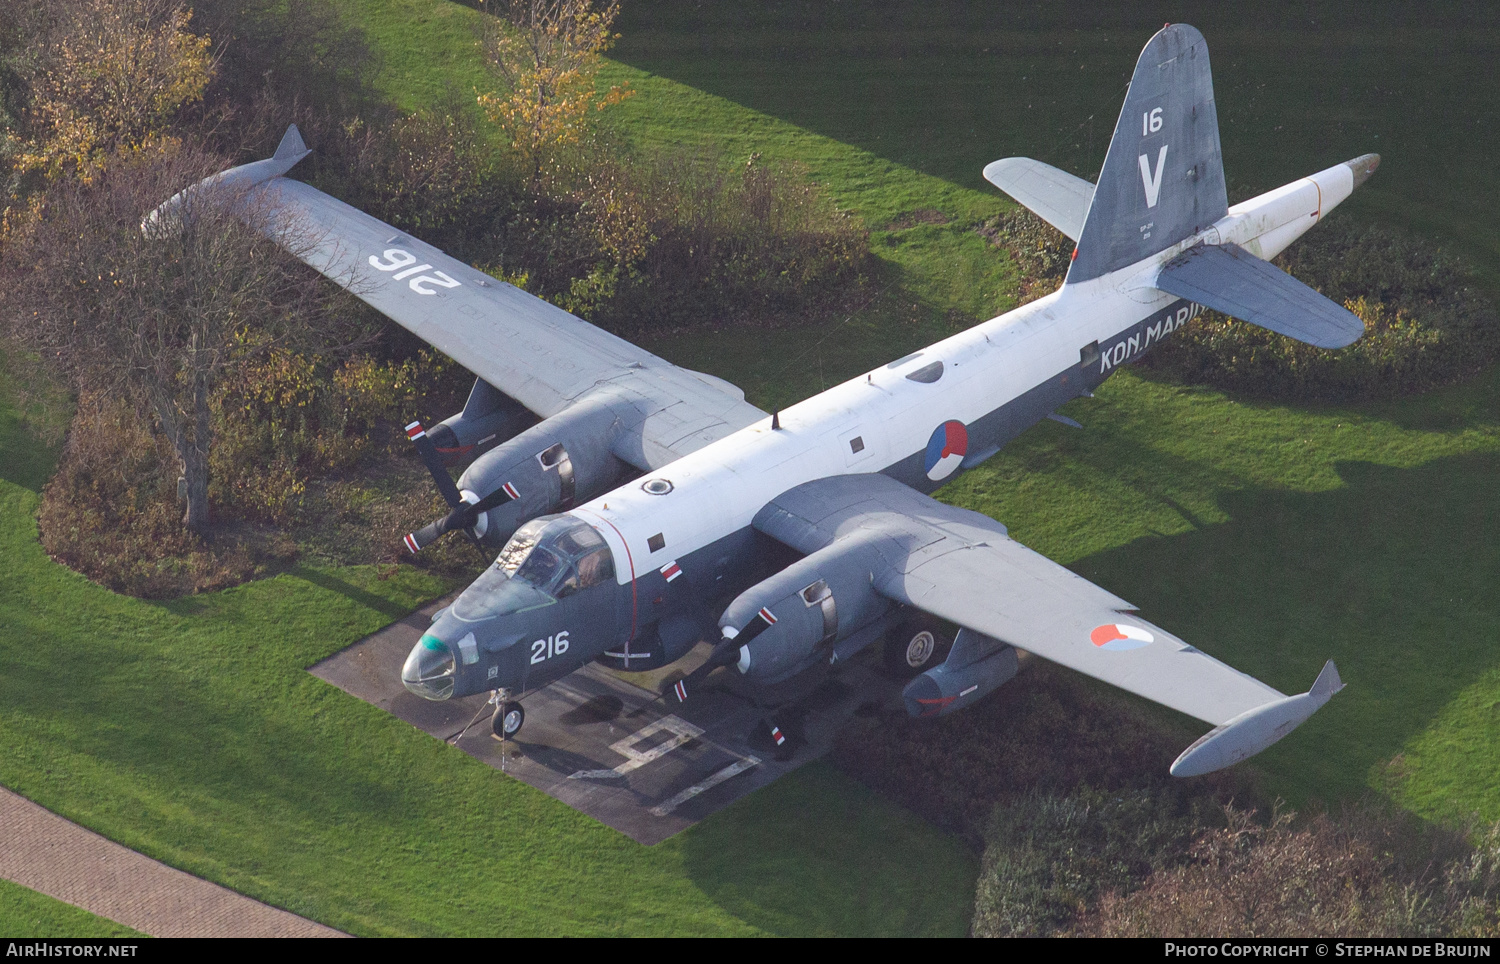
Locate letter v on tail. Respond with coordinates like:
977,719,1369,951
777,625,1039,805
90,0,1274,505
1139,145,1168,208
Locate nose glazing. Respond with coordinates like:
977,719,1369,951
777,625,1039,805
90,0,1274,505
402,633,457,700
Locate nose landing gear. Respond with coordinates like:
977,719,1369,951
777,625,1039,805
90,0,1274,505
491,694,525,740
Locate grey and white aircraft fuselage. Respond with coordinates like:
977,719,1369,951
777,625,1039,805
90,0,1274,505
164,24,1373,776
407,153,1366,703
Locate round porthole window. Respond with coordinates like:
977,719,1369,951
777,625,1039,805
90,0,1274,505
642,478,674,495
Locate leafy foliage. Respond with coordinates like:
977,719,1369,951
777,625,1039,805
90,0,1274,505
13,0,213,185
496,146,870,331
210,347,463,526
973,786,1203,937
1080,805,1500,938
478,0,633,185
976,209,1071,305
36,391,298,597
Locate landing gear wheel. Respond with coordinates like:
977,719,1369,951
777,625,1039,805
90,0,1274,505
492,701,525,739
884,616,951,677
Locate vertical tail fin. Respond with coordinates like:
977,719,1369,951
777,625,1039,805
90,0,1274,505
1066,24,1227,285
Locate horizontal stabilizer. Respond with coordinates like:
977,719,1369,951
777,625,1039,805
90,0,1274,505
982,157,1095,242
1170,660,1344,777
1154,242,1364,348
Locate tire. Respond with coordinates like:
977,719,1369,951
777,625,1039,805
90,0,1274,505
493,701,525,739
884,616,950,677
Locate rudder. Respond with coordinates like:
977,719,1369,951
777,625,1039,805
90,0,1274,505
1066,24,1227,285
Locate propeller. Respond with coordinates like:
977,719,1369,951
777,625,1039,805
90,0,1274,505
402,421,520,555
664,638,739,705
663,606,778,704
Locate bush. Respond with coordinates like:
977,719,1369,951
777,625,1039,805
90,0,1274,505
1080,805,1500,938
973,786,1205,937
976,208,1072,305
37,393,296,597
492,146,871,333
979,211,1500,401
831,660,1250,847
211,347,467,527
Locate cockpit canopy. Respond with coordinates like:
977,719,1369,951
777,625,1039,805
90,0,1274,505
451,515,615,622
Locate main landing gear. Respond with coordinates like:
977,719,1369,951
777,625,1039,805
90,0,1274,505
883,614,952,678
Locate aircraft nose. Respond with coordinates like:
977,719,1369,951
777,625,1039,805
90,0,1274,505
402,633,457,700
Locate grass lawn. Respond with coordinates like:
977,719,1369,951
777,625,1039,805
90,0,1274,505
0,879,146,939
4,0,1500,939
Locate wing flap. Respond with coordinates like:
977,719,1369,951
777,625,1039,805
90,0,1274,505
982,157,1095,242
1154,242,1365,349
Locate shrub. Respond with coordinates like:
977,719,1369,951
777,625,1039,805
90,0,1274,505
211,347,467,527
503,146,871,333
1080,805,1500,938
976,208,1071,305
37,392,297,597
973,786,1205,937
831,660,1249,847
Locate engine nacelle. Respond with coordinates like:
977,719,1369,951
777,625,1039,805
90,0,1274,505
721,534,892,685
458,392,634,548
428,378,534,467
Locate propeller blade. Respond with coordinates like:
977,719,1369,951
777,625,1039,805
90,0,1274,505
665,638,740,704
469,481,520,514
402,482,520,555
406,421,463,508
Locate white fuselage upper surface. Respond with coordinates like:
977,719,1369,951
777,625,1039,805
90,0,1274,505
568,160,1357,584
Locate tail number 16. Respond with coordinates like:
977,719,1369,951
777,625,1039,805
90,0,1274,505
531,631,570,665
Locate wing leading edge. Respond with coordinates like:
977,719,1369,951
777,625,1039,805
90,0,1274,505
754,474,1342,775
150,127,766,470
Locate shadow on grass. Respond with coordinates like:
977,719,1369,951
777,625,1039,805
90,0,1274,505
288,566,415,620
0,410,60,495
1068,451,1500,806
677,762,977,937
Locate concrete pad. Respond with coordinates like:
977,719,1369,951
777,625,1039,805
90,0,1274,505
310,596,905,845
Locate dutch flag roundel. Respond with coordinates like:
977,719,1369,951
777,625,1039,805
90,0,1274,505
1090,623,1155,651
924,420,968,481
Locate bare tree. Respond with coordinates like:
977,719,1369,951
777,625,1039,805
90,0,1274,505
1,145,346,531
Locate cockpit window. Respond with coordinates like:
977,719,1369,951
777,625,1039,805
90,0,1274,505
513,546,564,589
453,516,616,620
554,523,606,557
496,518,548,577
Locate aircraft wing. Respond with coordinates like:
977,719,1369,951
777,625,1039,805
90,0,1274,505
755,475,1339,761
160,127,767,470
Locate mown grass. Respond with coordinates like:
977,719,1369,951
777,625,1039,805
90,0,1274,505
5,0,1500,938
0,388,976,936
0,879,146,939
